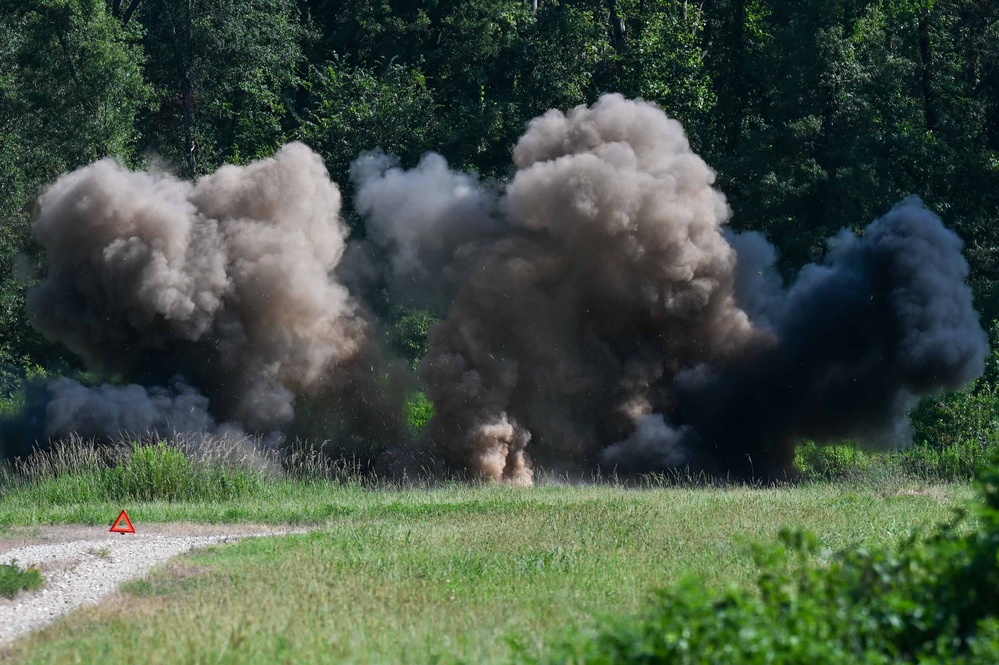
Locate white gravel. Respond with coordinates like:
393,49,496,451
0,525,304,645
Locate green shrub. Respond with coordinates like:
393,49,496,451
406,391,434,434
534,459,999,664
794,441,879,480
391,309,438,369
0,363,47,419
0,560,43,598
907,382,999,481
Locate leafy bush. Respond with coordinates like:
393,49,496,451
906,381,999,481
794,442,880,481
0,560,43,598
406,391,434,434
391,309,438,369
534,459,999,664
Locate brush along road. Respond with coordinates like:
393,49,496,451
0,524,306,645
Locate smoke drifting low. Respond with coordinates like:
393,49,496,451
4,94,987,483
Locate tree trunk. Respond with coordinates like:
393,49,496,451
183,0,196,175
112,0,143,25
919,9,937,133
607,0,626,52
162,0,198,175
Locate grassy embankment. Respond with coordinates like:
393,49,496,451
0,442,975,663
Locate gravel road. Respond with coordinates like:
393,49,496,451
0,524,305,646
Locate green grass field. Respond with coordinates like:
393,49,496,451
0,478,974,664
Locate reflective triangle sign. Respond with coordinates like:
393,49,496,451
110,509,136,534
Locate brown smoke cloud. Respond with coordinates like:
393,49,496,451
12,142,407,461
409,94,773,484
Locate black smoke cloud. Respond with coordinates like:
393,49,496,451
673,198,988,479
4,94,987,483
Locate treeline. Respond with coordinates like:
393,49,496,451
2,0,999,376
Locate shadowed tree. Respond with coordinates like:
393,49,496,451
127,0,304,175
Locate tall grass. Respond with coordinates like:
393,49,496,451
2,435,275,503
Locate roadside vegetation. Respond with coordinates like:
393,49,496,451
0,560,43,599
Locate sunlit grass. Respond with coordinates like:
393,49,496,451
4,480,973,664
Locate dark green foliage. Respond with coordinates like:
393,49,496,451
2,0,151,178
0,0,149,375
907,384,999,480
133,0,304,175
298,59,440,187
534,459,999,664
610,0,715,143
0,560,43,599
389,308,437,368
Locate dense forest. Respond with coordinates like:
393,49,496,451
2,0,998,475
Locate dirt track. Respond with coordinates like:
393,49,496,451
0,524,304,646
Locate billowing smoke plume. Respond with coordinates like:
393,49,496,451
353,94,988,484
674,198,988,478
6,94,986,482
8,143,408,461
351,151,503,303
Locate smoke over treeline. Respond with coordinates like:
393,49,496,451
3,95,987,483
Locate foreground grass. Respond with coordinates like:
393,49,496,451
4,480,973,664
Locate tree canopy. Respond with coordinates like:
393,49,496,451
1,0,998,371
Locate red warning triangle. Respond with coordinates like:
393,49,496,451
110,509,136,534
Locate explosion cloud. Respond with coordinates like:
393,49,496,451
5,94,987,483
7,142,408,462
355,94,988,484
